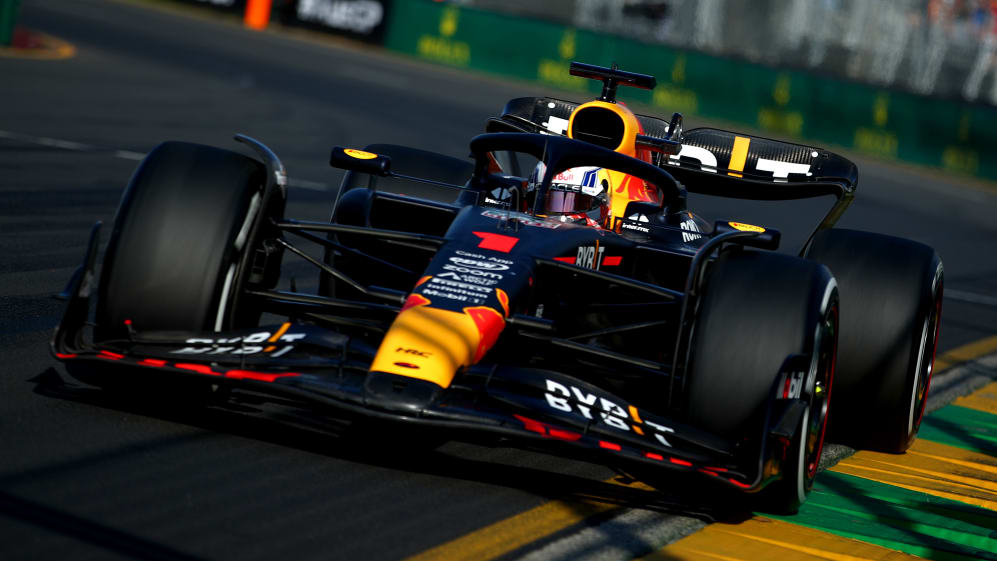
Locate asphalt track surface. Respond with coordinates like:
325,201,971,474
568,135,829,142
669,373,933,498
2,1,996,560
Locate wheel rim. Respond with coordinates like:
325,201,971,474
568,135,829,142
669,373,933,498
910,279,943,435
806,303,837,483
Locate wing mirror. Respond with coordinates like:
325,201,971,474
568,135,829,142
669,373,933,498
713,220,781,250
330,147,391,176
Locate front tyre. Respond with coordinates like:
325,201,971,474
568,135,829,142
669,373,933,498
686,251,835,436
685,250,838,512
763,296,838,513
96,141,267,341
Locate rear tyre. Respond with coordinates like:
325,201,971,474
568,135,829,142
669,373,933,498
806,229,943,453
685,250,837,512
96,141,266,340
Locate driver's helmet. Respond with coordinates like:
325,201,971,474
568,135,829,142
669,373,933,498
528,162,610,227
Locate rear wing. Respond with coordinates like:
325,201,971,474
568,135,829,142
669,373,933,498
488,97,857,192
487,96,859,248
667,128,858,198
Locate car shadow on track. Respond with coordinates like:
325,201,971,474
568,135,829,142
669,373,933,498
0,489,209,561
29,367,754,525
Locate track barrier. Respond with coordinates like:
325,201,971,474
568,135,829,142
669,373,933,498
0,0,20,46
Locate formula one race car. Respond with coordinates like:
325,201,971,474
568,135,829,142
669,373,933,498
52,63,943,512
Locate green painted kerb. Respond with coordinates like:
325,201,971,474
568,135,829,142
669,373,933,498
768,471,997,561
762,402,997,559
384,0,997,183
0,0,20,47
917,404,997,456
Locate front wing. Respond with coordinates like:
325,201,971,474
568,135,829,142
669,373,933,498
54,321,798,494
51,223,796,493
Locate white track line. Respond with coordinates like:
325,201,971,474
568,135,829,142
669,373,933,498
0,129,328,190
946,288,997,307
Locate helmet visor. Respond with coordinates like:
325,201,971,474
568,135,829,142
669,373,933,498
545,190,597,215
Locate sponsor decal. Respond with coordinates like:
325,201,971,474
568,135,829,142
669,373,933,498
668,144,718,173
550,167,603,197
729,222,765,233
432,273,494,289
451,274,496,287
756,157,813,180
542,115,569,135
343,148,377,159
169,326,305,357
396,347,431,358
416,5,470,66
457,251,514,266
480,210,561,230
666,140,814,180
553,169,577,182
576,245,606,270
441,262,503,281
448,256,509,271
422,275,490,304
779,369,805,399
296,0,384,34
680,219,702,242
543,380,675,446
621,221,650,233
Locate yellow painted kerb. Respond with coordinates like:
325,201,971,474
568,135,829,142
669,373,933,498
650,517,923,560
933,334,997,371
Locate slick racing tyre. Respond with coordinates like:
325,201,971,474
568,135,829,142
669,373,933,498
96,141,267,342
685,250,838,512
806,229,943,453
320,144,474,298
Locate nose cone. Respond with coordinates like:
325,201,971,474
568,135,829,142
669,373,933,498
368,295,507,389
363,371,443,413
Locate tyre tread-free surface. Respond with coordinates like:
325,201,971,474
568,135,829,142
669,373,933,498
96,141,263,339
807,228,943,452
686,249,834,437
